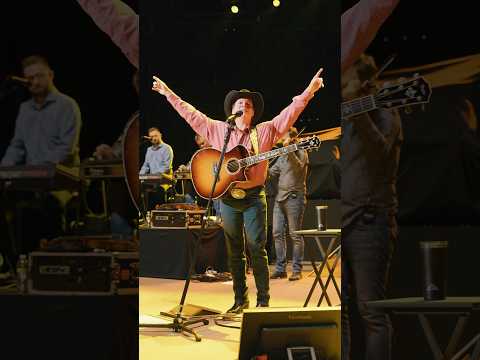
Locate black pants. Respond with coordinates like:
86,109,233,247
341,212,397,360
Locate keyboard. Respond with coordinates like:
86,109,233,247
0,164,80,191
80,159,124,179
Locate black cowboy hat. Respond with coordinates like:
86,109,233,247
224,89,264,124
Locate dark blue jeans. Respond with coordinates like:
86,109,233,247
272,193,306,273
220,188,270,304
341,212,397,360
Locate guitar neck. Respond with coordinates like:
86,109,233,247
238,144,298,168
341,94,377,119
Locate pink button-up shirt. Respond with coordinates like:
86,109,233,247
165,90,315,189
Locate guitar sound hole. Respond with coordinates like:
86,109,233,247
226,159,240,174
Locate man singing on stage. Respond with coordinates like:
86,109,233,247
152,69,324,312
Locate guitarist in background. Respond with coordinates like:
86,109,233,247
152,69,325,312
268,127,309,281
341,53,402,360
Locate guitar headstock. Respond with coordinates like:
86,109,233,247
297,136,321,151
376,76,432,110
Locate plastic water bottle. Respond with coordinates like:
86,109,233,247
16,254,28,294
145,211,151,228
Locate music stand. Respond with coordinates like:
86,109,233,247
139,118,236,341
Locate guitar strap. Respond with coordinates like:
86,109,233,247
249,126,259,156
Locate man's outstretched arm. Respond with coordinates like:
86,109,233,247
341,0,400,72
76,0,139,68
151,75,222,144
268,68,325,142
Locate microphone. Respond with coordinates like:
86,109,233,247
6,75,30,86
143,136,153,140
225,110,243,123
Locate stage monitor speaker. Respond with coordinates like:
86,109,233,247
238,307,340,360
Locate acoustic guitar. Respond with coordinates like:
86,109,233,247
342,76,431,119
190,136,321,200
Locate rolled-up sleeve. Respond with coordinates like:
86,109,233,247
157,145,173,174
48,99,82,164
140,148,151,175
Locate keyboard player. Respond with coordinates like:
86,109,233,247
0,55,82,262
139,127,174,210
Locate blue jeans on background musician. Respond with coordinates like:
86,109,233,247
272,192,306,274
220,187,270,305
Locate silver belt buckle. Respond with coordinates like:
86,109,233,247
230,188,246,199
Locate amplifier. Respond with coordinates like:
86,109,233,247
27,251,138,295
150,209,206,229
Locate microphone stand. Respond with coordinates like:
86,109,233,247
139,117,237,342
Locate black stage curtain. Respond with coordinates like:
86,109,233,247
306,139,341,200
396,88,480,225
140,228,228,279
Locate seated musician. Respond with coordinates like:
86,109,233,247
139,127,174,209
1,55,81,166
0,55,82,260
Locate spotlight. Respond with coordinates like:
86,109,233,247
273,0,280,7
231,5,239,14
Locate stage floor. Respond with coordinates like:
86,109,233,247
139,263,341,360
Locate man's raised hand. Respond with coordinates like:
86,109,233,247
152,76,170,95
308,68,325,94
